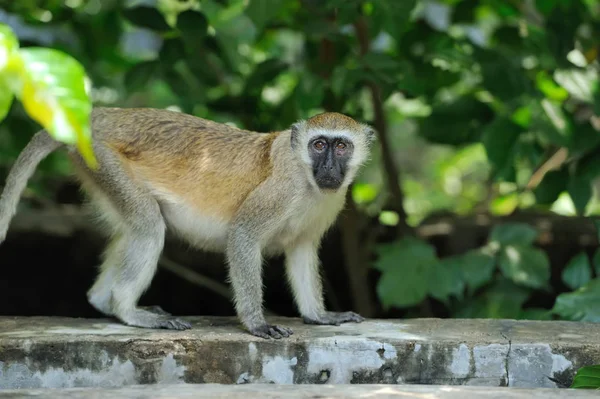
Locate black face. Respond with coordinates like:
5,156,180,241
309,135,353,190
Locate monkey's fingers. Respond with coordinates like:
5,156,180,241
303,311,365,326
250,324,293,339
340,311,365,323
158,317,192,330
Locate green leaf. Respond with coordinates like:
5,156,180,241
371,0,417,39
534,169,568,205
477,49,531,101
554,69,598,103
374,237,438,308
553,278,600,322
10,48,95,167
536,71,569,102
498,245,551,289
122,6,171,32
481,116,523,176
159,39,186,67
568,174,592,215
176,10,208,49
562,252,592,290
429,257,465,303
0,80,13,123
124,60,160,93
454,278,531,319
489,223,539,247
0,23,19,70
419,96,493,145
571,365,600,389
245,0,285,32
361,52,406,86
458,249,496,294
244,58,287,97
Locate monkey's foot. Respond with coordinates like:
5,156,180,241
303,311,365,326
119,309,192,330
140,305,172,316
249,324,293,339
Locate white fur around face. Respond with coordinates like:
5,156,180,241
296,126,372,189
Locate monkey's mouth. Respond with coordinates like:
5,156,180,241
315,175,343,190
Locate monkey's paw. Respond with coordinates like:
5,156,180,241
303,311,365,326
155,316,192,330
250,324,293,339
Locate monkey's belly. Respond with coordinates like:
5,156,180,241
160,201,230,252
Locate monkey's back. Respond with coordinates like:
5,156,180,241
85,107,279,219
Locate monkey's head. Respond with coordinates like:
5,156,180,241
290,112,375,191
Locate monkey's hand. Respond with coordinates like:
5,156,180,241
249,324,294,339
303,311,365,326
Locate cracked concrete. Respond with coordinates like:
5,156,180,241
0,316,599,389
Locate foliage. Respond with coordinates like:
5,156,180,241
0,23,94,167
3,0,600,321
374,222,551,318
571,364,600,389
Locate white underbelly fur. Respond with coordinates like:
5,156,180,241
156,189,346,255
159,201,230,252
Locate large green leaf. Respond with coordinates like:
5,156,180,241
562,252,592,290
498,245,551,289
0,25,17,123
454,279,531,319
6,47,95,167
429,256,464,303
489,223,539,247
457,249,496,294
374,237,438,308
176,10,208,50
552,278,600,322
571,365,600,389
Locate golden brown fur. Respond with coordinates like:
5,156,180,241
85,108,279,218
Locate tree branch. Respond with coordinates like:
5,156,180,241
354,16,411,235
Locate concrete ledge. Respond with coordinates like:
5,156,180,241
1,316,599,389
1,384,599,399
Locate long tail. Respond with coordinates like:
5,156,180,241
0,130,63,242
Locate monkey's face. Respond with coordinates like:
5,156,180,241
308,135,353,190
291,112,375,192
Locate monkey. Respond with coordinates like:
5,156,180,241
0,107,375,339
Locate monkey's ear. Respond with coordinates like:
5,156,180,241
290,121,305,150
364,125,377,142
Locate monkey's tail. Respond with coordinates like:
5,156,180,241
0,130,63,243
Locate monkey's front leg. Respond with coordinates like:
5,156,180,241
226,229,293,339
285,241,365,326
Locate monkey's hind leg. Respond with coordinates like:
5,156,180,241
76,147,191,330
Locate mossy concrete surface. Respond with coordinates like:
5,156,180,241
0,316,599,390
1,383,599,398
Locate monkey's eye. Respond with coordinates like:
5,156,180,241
336,142,347,150
313,140,326,151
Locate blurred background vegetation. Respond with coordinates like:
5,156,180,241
1,0,600,323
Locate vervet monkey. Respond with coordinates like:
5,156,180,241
0,108,375,338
